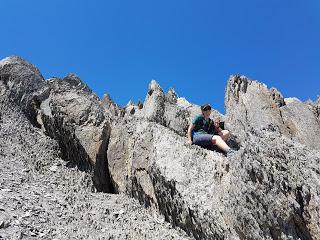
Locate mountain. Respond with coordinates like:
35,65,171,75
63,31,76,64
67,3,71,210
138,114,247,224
1,56,319,239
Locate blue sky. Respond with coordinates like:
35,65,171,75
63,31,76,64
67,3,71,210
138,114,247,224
1,0,319,113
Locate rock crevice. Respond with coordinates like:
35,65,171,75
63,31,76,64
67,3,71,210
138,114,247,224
38,76,114,192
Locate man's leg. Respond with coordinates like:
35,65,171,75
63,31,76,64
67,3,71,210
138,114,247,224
193,134,214,149
212,135,230,152
219,130,230,141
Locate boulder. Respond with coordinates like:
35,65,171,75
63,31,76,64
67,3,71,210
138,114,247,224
142,80,166,124
101,93,122,118
140,80,223,136
229,125,320,239
108,119,234,239
38,74,113,192
281,98,320,149
225,75,289,143
0,56,48,123
124,100,143,118
225,75,320,150
0,84,192,240
108,118,320,239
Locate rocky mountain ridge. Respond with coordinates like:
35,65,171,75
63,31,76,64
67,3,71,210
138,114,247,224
0,56,319,239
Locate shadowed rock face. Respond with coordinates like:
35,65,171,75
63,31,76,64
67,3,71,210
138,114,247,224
0,82,191,240
0,56,48,124
1,56,320,240
39,75,113,192
228,126,320,239
0,57,114,193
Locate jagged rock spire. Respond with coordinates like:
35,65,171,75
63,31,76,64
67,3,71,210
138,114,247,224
0,56,47,124
166,87,178,104
148,79,163,96
225,75,290,141
225,75,320,149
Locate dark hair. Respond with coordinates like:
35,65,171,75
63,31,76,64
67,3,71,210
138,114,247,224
201,104,212,111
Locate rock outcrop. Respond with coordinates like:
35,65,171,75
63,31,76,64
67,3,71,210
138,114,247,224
108,117,320,239
108,76,320,239
138,80,223,136
228,126,320,239
1,56,320,240
108,119,232,239
281,98,320,150
0,56,48,124
225,75,289,142
0,56,113,192
101,93,121,118
104,79,223,138
0,84,190,240
225,75,320,150
38,74,113,192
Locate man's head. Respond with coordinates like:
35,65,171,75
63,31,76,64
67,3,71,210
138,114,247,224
201,103,212,118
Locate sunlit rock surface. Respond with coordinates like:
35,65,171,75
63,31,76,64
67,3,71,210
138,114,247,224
1,56,320,240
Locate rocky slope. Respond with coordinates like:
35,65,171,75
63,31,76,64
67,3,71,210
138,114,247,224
1,56,320,240
0,57,190,239
108,75,320,239
0,95,189,239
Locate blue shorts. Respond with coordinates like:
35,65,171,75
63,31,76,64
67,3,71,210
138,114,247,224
193,134,213,148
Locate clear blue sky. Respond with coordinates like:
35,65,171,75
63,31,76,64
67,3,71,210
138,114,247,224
1,0,319,113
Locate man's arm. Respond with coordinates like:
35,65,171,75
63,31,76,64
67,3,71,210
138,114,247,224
214,119,223,135
217,127,223,135
187,124,195,144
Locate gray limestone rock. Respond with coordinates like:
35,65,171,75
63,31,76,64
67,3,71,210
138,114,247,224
142,80,167,124
0,56,48,124
281,98,320,149
0,57,114,192
284,97,302,105
166,87,178,104
101,93,121,118
0,92,191,240
225,75,289,143
108,76,320,239
38,75,113,192
2,55,320,240
108,118,320,239
225,75,320,151
227,126,320,239
140,80,223,136
124,100,143,117
108,119,234,239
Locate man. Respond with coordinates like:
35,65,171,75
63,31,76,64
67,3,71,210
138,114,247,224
187,104,234,155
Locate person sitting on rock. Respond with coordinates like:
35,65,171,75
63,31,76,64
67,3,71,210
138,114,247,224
187,104,234,155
